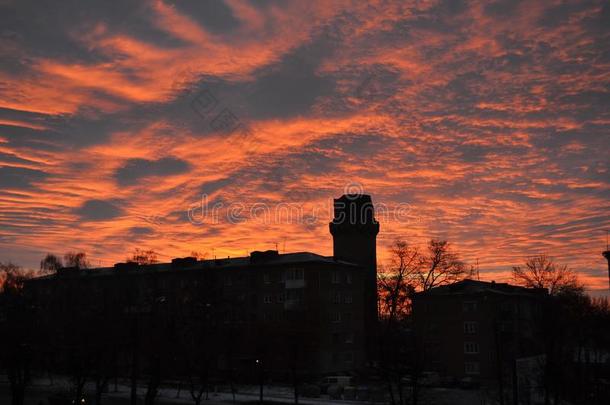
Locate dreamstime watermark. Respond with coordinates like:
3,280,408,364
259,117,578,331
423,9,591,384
189,84,260,154
186,183,420,226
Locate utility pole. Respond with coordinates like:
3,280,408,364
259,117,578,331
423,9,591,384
602,231,610,289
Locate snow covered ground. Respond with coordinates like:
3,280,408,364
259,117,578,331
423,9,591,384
1,375,487,405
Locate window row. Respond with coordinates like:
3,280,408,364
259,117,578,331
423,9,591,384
332,332,355,344
331,351,354,364
464,361,480,375
331,291,353,304
464,342,479,354
329,311,353,323
463,321,477,334
331,270,353,284
263,290,303,304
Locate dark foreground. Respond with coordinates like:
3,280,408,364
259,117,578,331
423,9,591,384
0,381,486,405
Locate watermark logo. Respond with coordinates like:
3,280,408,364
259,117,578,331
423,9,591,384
186,183,419,226
343,182,365,198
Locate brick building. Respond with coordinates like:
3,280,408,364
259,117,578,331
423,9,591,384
26,193,379,378
412,280,547,385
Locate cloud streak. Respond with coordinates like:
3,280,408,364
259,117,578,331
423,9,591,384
0,0,608,289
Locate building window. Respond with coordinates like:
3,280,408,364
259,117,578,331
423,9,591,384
332,291,341,304
286,267,304,281
344,293,353,304
277,292,285,303
224,275,232,286
345,333,354,344
465,361,480,375
464,342,479,354
346,273,352,284
263,294,273,304
263,273,271,284
464,321,477,334
286,289,302,303
332,333,340,345
344,351,354,363
462,301,477,312
330,311,341,323
331,271,341,284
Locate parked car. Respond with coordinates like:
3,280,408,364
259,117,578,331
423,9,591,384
318,375,353,394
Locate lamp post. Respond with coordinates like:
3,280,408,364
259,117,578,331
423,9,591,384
256,359,263,404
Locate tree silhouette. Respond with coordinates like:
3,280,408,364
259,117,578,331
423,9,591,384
0,262,34,405
40,253,62,274
190,251,207,260
417,239,466,291
379,239,467,298
63,252,90,269
512,254,583,295
127,248,159,265
376,240,433,405
378,240,418,319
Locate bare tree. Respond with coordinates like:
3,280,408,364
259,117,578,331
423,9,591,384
376,239,467,405
376,241,421,405
63,252,90,269
512,254,582,295
40,253,62,274
378,240,418,319
0,262,33,405
127,248,159,265
417,239,467,291
190,251,207,260
379,239,467,300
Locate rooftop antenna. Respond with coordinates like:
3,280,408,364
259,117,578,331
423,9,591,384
274,241,278,251
212,248,216,260
602,229,610,289
282,237,286,253
477,257,481,281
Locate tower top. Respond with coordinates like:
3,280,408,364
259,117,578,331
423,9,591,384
330,194,378,230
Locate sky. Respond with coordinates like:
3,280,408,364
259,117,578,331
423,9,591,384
0,0,609,292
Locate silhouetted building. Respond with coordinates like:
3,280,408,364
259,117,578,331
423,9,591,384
412,280,547,387
26,193,379,379
329,194,379,359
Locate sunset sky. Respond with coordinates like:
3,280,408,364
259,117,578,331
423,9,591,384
1,0,608,292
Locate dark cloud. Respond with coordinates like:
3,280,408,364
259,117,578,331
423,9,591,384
115,157,191,186
484,0,523,17
0,166,47,189
129,226,155,236
243,47,335,119
166,0,240,34
0,0,185,64
201,177,233,195
75,199,124,221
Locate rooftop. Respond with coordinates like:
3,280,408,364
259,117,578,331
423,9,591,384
31,251,359,281
414,279,548,297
